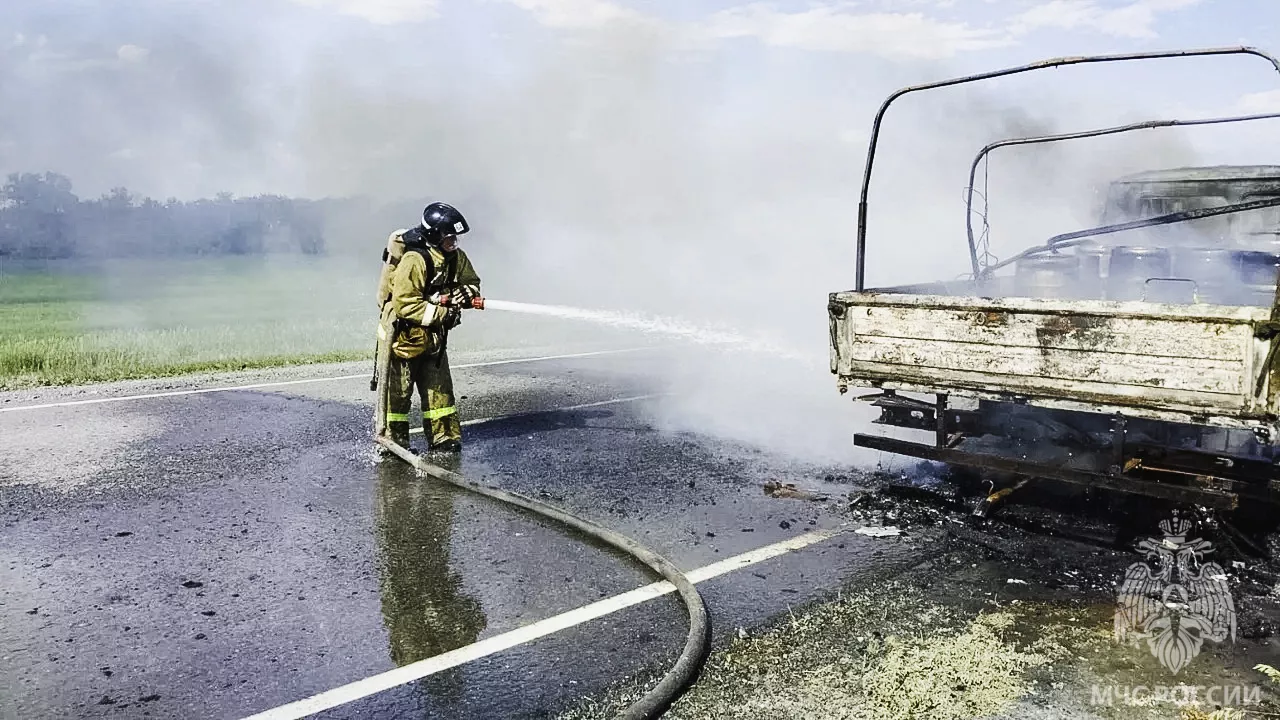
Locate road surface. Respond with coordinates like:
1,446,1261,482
1,342,927,720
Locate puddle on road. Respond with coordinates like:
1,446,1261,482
372,459,489,703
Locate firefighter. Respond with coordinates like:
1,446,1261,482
375,202,483,453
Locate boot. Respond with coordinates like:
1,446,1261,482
387,421,412,449
429,439,461,453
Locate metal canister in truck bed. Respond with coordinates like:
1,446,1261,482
1014,254,1080,299
1106,246,1172,301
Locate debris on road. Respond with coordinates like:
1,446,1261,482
556,517,1280,720
845,483,961,531
855,526,901,538
763,481,829,502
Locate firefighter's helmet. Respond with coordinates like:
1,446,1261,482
421,202,469,242
400,202,469,250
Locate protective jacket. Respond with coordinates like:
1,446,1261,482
381,240,481,360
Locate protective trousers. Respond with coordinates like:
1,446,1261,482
378,346,462,450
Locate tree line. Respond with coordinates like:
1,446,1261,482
0,171,348,259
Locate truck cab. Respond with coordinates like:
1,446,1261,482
1099,165,1280,256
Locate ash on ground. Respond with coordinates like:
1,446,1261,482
561,468,1280,720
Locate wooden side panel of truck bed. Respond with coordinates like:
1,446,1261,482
829,291,1278,425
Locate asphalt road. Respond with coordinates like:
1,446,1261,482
0,342,928,720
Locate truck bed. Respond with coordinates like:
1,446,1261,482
829,290,1279,429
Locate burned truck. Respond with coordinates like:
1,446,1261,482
829,47,1280,536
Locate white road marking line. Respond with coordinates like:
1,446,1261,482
238,527,846,720
407,394,663,435
0,347,656,415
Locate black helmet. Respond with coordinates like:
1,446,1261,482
421,202,469,243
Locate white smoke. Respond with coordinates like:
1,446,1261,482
4,1,1272,464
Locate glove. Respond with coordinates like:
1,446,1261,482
450,284,480,308
443,306,462,329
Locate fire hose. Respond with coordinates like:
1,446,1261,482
373,302,711,720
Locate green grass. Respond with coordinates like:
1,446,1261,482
0,257,376,389
0,255,646,389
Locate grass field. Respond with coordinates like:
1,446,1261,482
0,256,641,390
0,257,376,389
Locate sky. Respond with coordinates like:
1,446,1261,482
5,0,1280,323
2,0,1277,203
3,0,1280,460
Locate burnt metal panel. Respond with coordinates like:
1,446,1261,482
830,292,1276,427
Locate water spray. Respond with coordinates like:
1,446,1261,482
482,298,817,365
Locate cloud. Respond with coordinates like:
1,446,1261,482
1237,89,1280,113
694,0,1200,59
704,4,1013,60
500,0,656,29
1008,0,1202,40
116,44,149,63
285,0,440,24
12,42,152,75
495,0,1199,61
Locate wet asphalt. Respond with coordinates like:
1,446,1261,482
0,346,931,720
